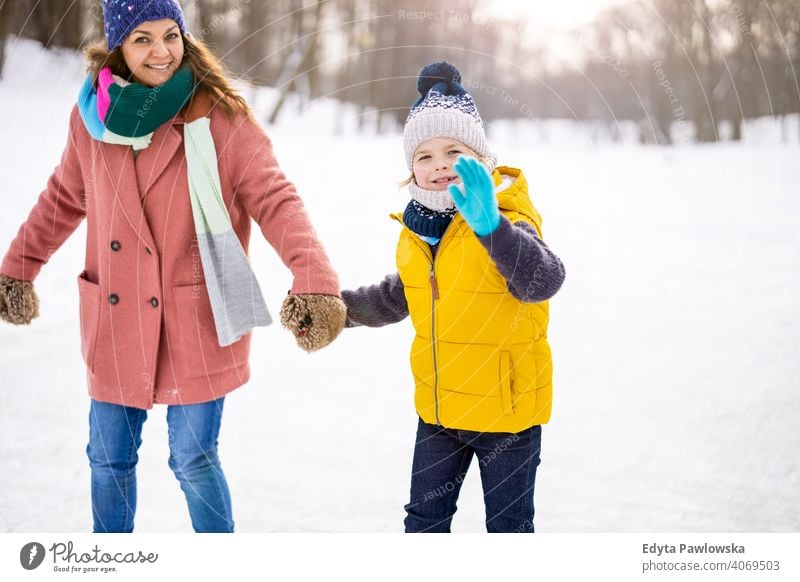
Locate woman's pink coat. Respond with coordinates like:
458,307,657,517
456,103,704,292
1,103,340,409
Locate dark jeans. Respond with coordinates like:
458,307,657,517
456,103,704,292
404,417,542,533
86,397,233,533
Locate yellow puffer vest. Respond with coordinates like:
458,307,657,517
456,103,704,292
393,167,553,433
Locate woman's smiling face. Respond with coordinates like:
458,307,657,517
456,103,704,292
120,19,183,87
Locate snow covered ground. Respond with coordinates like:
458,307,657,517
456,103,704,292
1,39,798,532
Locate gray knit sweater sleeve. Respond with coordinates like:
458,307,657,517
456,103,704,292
341,273,409,328
342,217,564,327
477,215,566,302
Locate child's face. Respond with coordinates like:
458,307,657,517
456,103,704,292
412,137,478,191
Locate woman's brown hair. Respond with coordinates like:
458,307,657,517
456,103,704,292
83,33,253,121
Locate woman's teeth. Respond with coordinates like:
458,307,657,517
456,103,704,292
146,63,171,70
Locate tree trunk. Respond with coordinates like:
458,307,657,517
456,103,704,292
0,0,15,79
25,0,83,49
267,0,325,124
56,0,83,49
678,0,721,142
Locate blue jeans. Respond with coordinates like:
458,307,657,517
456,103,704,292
86,397,233,533
404,417,542,533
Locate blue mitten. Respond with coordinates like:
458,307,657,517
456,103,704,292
448,157,500,236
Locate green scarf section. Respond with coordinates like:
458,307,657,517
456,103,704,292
105,66,195,137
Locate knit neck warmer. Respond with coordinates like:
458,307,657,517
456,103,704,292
403,199,456,244
408,181,455,212
76,67,272,346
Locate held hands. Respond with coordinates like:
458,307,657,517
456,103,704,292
448,156,500,237
280,293,347,352
0,274,39,325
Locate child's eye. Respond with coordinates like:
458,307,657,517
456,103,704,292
448,150,462,155
417,155,430,161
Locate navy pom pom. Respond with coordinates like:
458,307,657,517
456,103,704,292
417,61,463,97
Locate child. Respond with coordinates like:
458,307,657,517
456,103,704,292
341,62,566,533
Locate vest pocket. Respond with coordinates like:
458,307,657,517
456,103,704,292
435,342,503,396
434,343,520,399
499,351,514,415
77,271,101,373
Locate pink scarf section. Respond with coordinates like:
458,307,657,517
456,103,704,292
96,67,115,122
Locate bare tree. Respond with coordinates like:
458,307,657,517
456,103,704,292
761,0,800,141
4,0,797,143
716,0,761,140
193,0,231,49
240,0,270,83
22,0,83,49
268,0,325,123
0,0,17,78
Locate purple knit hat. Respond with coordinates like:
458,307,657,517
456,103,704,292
102,0,187,50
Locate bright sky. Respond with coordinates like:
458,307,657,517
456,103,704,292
487,0,628,30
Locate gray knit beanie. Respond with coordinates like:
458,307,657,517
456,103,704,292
403,62,496,171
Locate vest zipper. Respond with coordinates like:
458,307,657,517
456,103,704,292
392,213,456,427
429,265,439,300
429,262,440,425
427,226,456,427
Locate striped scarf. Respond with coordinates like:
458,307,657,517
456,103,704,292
77,66,271,347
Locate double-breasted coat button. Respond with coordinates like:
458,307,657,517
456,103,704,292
150,297,159,308
108,293,120,305
110,240,121,251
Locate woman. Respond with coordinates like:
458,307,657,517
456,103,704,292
0,0,345,532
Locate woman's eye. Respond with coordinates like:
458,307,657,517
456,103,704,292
166,33,179,40
134,37,149,44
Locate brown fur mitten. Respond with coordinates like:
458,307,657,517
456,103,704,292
280,293,347,352
0,273,40,325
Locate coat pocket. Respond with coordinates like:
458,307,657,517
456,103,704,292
77,271,101,373
171,284,244,379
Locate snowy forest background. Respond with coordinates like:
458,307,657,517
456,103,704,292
0,0,798,532
2,0,799,143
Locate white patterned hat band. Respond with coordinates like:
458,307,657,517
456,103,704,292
403,61,495,170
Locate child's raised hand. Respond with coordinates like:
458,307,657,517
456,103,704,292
448,157,500,236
